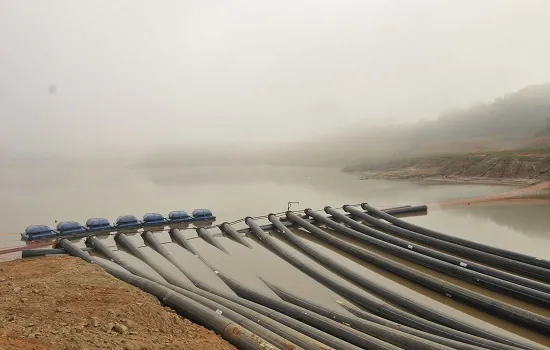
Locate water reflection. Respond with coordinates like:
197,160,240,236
407,205,550,260
269,227,550,346
0,163,516,235
445,202,550,239
3,161,550,346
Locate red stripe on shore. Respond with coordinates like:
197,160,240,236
0,241,54,255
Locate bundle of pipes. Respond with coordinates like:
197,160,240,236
20,204,426,258
51,202,550,350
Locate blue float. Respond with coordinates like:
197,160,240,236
20,208,216,241
115,215,141,229
142,213,168,226
192,208,216,221
57,221,87,235
21,225,58,241
168,210,193,223
86,218,113,232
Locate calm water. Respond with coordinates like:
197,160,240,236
0,161,522,228
1,161,549,255
2,161,550,346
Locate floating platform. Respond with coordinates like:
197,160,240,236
168,211,193,223
33,201,550,350
21,209,216,242
86,218,113,232
192,209,216,221
142,213,168,226
21,225,58,241
57,221,87,235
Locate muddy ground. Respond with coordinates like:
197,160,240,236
0,256,236,350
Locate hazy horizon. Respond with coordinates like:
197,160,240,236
2,0,550,158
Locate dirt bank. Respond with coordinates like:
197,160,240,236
0,256,236,350
350,150,550,186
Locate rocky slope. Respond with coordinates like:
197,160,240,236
351,151,550,184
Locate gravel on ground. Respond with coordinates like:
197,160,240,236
0,256,237,350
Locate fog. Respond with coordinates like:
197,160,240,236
2,0,550,161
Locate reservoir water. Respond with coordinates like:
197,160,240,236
1,160,549,346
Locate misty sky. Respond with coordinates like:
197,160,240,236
1,0,550,156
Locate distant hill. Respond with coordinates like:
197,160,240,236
425,83,550,142
133,83,550,169
275,83,550,168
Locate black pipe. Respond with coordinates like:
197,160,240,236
384,204,427,215
169,228,220,273
167,284,328,350
18,205,426,259
87,235,331,350
216,268,399,350
114,233,189,289
351,205,550,284
344,206,550,295
333,299,489,350
374,206,428,219
141,231,206,286
147,289,269,349
87,236,167,286
22,247,93,258
85,236,166,284
169,228,201,255
267,214,520,350
197,228,229,254
78,236,351,349
304,209,550,337
196,280,358,350
263,279,484,350
85,226,541,350
229,205,427,241
377,204,427,216
58,239,278,350
257,215,529,350
286,212,543,350
21,248,65,257
220,222,252,248
136,227,357,349
198,284,357,350
329,207,550,306
166,285,303,350
383,204,412,210
142,231,345,349
274,287,489,350
363,203,550,271
180,224,382,350
261,279,457,350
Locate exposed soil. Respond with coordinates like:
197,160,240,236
353,151,550,186
0,256,237,350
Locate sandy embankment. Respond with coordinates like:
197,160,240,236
0,256,236,350
353,151,550,188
